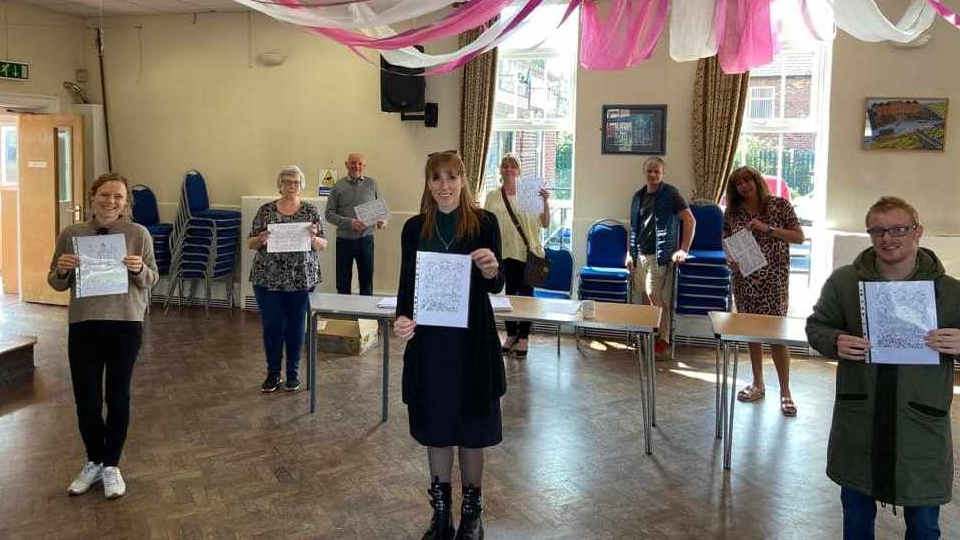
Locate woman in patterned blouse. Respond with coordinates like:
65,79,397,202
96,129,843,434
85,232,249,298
247,166,327,393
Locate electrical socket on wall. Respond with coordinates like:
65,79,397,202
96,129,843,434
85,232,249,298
75,69,88,83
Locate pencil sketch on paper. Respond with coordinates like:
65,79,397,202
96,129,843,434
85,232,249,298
414,251,472,328
860,280,938,365
267,222,312,253
518,177,544,214
354,198,390,224
722,228,767,277
72,233,128,298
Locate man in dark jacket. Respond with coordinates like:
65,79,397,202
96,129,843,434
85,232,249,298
806,196,960,539
626,157,696,357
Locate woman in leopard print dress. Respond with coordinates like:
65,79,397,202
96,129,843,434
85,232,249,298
723,166,805,416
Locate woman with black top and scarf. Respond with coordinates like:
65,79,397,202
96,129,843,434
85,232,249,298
393,151,505,540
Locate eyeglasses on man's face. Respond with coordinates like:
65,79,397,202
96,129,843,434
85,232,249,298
866,224,917,238
279,179,301,186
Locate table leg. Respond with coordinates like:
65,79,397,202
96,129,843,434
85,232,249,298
715,340,722,439
309,311,320,414
650,333,658,427
381,319,390,422
636,332,651,455
723,342,740,470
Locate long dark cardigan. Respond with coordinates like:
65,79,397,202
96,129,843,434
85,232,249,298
396,209,506,416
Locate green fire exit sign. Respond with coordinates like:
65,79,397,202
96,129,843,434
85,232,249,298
0,61,29,81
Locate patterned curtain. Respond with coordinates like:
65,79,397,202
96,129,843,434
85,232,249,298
690,55,750,203
459,26,498,198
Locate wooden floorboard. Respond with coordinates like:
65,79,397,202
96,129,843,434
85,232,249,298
1,293,958,539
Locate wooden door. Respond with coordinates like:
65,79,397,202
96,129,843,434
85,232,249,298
17,114,84,305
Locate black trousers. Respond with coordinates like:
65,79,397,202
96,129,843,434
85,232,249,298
503,258,533,339
68,320,143,467
335,236,375,296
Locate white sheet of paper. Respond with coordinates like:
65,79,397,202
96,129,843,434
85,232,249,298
267,222,312,253
859,280,939,365
723,228,767,277
518,178,544,214
354,198,390,224
414,251,471,328
377,296,397,309
72,233,128,298
488,294,513,312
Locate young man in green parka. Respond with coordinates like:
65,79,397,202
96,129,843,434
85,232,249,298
806,196,960,539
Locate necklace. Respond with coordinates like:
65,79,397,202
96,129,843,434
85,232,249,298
435,222,455,251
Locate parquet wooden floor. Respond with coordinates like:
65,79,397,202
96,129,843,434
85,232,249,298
1,292,958,539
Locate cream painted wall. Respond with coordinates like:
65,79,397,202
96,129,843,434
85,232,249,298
827,19,960,233
0,3,83,105
82,12,460,293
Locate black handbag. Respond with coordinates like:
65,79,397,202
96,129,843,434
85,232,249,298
500,188,551,287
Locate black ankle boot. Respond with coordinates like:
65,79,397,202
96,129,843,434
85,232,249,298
422,478,455,540
454,484,483,540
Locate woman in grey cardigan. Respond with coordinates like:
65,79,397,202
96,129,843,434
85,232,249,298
48,173,158,500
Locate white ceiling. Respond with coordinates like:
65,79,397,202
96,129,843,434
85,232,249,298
8,0,249,17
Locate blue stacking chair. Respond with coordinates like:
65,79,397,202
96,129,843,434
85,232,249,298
670,204,732,357
130,184,173,276
534,247,575,354
578,219,631,303
165,170,241,316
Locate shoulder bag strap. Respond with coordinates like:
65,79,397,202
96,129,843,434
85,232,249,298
501,187,532,250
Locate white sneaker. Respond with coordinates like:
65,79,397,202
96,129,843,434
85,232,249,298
102,466,126,499
67,462,103,495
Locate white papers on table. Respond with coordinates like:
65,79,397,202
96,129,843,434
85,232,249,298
267,222,312,253
72,233,128,298
354,198,390,224
488,294,513,312
722,228,767,277
858,280,939,365
518,177,544,214
376,296,397,310
414,251,471,328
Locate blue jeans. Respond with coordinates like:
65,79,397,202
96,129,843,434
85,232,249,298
335,236,374,295
841,487,941,539
253,285,310,377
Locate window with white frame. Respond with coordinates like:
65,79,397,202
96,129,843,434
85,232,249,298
733,46,830,227
483,4,577,250
0,123,16,185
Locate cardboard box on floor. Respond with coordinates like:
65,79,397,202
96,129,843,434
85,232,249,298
318,318,379,355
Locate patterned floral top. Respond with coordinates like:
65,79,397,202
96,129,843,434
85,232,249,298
723,196,799,316
248,200,324,292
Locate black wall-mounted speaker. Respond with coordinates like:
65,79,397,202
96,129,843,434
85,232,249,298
380,51,425,113
423,103,438,128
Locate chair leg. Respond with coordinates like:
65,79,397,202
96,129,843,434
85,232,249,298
556,325,561,356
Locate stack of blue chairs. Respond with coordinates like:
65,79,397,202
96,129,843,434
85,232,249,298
578,219,631,303
165,170,241,316
130,184,173,276
670,204,732,354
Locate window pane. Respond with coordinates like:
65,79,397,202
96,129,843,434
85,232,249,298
1,126,16,185
494,56,573,123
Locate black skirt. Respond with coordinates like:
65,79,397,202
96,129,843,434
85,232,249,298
405,325,502,449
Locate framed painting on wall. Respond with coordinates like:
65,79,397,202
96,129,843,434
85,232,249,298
863,97,948,151
601,104,667,155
